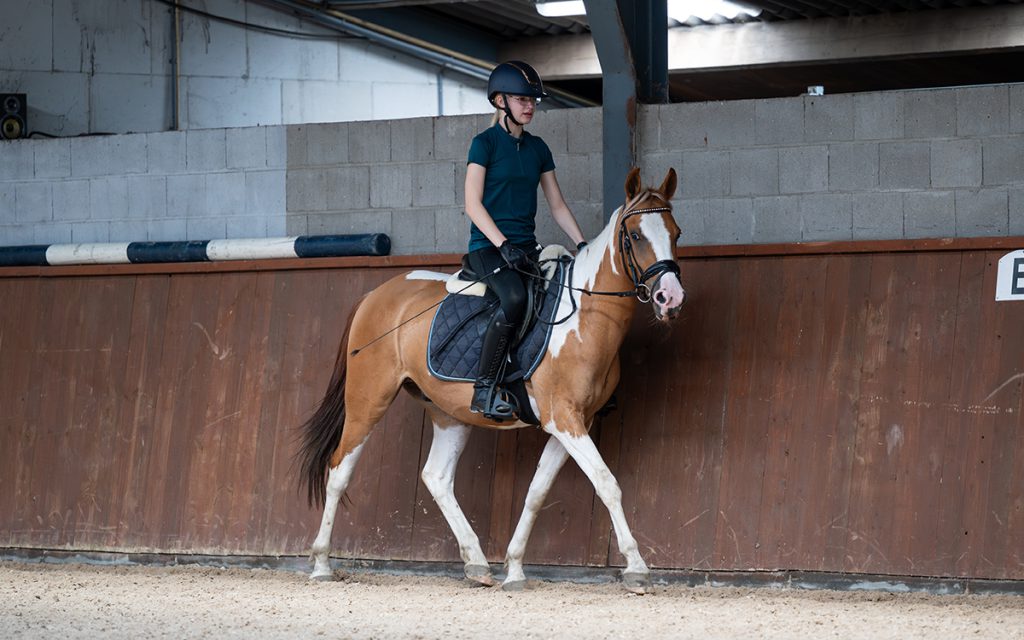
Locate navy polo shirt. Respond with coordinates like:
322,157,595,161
466,123,556,252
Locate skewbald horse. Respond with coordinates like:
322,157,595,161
299,167,685,593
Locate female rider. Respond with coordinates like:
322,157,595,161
464,60,587,421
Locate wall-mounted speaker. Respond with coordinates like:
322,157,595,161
1,93,27,140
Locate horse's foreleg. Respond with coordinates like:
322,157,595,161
309,439,367,580
547,425,652,594
502,435,569,591
420,420,494,586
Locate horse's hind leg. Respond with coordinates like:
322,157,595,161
309,433,368,580
502,435,570,591
420,413,494,586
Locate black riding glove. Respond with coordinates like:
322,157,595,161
576,241,588,252
499,241,531,271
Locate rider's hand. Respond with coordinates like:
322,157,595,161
499,241,531,271
576,241,588,252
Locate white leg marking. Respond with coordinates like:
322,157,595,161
545,423,649,576
421,422,489,569
310,441,366,579
503,436,569,587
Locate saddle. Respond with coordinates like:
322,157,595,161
427,246,570,424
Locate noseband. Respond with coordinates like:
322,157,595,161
617,201,681,303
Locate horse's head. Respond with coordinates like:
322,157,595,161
616,167,686,322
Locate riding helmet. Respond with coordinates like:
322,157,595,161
487,61,548,107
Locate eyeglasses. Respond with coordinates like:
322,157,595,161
508,95,541,106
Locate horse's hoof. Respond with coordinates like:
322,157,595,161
622,572,652,595
464,564,496,587
309,572,335,582
501,579,527,592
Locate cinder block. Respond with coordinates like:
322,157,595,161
1010,188,1024,235
0,225,35,245
0,141,34,180
931,139,982,188
52,180,90,221
306,210,391,236
752,196,802,243
413,162,456,207
391,208,437,255
801,193,852,241
205,172,246,216
306,122,349,165
282,79,371,124
955,188,1008,237
703,198,754,244
552,153,592,204
147,131,187,174
854,92,904,140
266,127,286,168
637,105,661,152
676,198,706,246
370,164,413,208
34,139,71,179
434,207,468,253
34,222,71,245
227,215,269,239
227,127,268,169
0,183,14,220
904,191,955,239
167,174,207,218
71,221,110,244
147,218,187,242
879,142,930,190
285,213,308,236
904,88,956,139
1,1,50,71
638,152,681,198
89,176,129,220
186,217,228,241
54,1,150,74
128,176,167,219
567,107,602,154
286,125,308,166
186,129,227,172
829,143,878,191
755,97,804,145
391,117,435,162
730,149,778,196
805,94,854,142
266,213,287,237
245,170,286,215
982,136,1024,186
681,150,730,197
323,166,371,210
661,102,708,150
348,120,391,163
956,85,1009,136
286,168,327,212
70,135,147,178
90,74,168,134
434,115,480,161
113,220,148,243
15,182,51,223
706,100,756,148
1011,85,1024,134
530,108,569,155
852,192,903,240
779,146,827,194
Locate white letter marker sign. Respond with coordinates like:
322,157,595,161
996,250,1024,301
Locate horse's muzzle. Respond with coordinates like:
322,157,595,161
652,273,686,321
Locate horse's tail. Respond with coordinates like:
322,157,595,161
298,298,362,508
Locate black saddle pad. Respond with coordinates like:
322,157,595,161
427,259,567,382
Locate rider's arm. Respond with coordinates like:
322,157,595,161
540,170,586,248
465,162,508,248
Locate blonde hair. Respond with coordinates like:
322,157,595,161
490,108,502,126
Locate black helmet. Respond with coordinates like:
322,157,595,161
487,61,548,107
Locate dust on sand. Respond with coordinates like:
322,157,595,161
2,562,1022,639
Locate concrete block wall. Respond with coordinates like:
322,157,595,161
2,83,1022,253
639,84,1024,244
0,0,488,136
0,128,287,244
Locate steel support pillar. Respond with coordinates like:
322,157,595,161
584,0,667,220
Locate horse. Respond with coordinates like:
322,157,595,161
298,167,685,593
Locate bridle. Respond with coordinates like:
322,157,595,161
616,193,681,303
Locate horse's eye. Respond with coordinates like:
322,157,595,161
630,232,641,242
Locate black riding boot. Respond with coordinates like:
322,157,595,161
470,308,518,421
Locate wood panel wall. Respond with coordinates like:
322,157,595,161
1,244,1022,580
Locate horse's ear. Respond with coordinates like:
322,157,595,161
624,167,642,199
659,168,677,200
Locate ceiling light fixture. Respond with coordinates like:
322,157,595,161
535,0,762,22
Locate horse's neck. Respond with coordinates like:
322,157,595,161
570,212,638,344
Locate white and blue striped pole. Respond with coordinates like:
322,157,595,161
0,234,390,267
